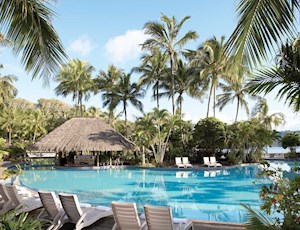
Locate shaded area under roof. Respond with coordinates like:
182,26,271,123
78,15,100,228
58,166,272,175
28,118,135,152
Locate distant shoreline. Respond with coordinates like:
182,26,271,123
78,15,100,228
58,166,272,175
266,146,300,154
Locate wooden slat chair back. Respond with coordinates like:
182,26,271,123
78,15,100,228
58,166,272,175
111,201,142,230
59,193,83,223
144,205,174,230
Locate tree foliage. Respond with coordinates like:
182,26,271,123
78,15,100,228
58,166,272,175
193,117,226,156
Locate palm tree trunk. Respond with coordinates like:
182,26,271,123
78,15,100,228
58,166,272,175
235,99,240,122
124,101,127,137
170,53,175,115
79,93,83,117
156,81,159,109
33,129,36,143
8,129,11,146
207,84,213,117
213,86,216,117
179,93,183,118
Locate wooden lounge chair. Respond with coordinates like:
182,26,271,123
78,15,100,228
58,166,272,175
143,204,193,230
111,201,146,230
38,191,68,230
210,157,222,167
5,185,42,215
203,157,214,167
175,157,185,168
182,157,193,168
0,183,13,214
59,193,112,230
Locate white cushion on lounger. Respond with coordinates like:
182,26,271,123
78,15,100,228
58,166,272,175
173,217,188,224
79,203,91,208
96,205,111,212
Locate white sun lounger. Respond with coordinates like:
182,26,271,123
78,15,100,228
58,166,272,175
175,157,185,168
143,204,193,230
182,157,193,168
38,191,68,230
0,183,13,214
210,157,222,167
111,201,146,230
5,185,42,215
59,193,112,230
203,157,214,167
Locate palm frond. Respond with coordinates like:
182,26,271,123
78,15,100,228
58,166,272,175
0,0,67,82
226,0,298,67
241,204,279,230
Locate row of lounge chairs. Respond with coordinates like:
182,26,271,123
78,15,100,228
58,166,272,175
0,183,193,230
175,157,193,168
203,157,222,167
175,157,222,168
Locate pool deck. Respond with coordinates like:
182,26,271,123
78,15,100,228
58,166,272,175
54,215,247,230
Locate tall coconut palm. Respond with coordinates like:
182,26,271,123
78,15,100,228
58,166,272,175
96,65,121,91
0,0,67,81
217,64,256,121
190,36,232,117
251,98,285,130
226,0,298,68
133,47,167,109
96,65,123,115
102,73,144,136
0,73,17,108
143,14,198,115
158,59,201,117
55,59,95,117
247,37,300,112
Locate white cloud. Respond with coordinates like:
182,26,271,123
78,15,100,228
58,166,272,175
68,35,93,57
105,30,149,64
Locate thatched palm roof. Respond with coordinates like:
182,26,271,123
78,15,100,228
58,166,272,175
29,118,135,152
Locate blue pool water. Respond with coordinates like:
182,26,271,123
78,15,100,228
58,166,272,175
19,164,276,223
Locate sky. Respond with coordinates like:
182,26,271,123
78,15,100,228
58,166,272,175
1,0,299,131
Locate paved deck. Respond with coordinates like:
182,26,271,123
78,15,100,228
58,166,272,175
58,216,246,230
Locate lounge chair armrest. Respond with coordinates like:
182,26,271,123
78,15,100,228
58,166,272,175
141,221,147,230
75,212,87,229
53,210,66,225
37,208,46,219
183,220,193,230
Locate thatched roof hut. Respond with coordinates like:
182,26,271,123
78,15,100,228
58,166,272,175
28,118,135,153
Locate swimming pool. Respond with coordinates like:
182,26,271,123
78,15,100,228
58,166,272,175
19,164,271,223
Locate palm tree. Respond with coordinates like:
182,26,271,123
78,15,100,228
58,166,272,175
133,47,167,109
0,107,20,145
55,59,95,117
24,109,47,142
217,64,256,121
226,0,298,68
247,37,300,112
102,72,144,136
96,65,121,92
189,36,232,117
158,59,201,117
0,0,67,81
251,98,285,130
96,65,123,115
0,73,17,108
143,14,198,115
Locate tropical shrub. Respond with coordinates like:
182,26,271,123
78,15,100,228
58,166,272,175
281,132,300,154
192,117,226,156
0,210,46,230
226,120,277,163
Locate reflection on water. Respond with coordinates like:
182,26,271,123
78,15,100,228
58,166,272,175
19,165,268,223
